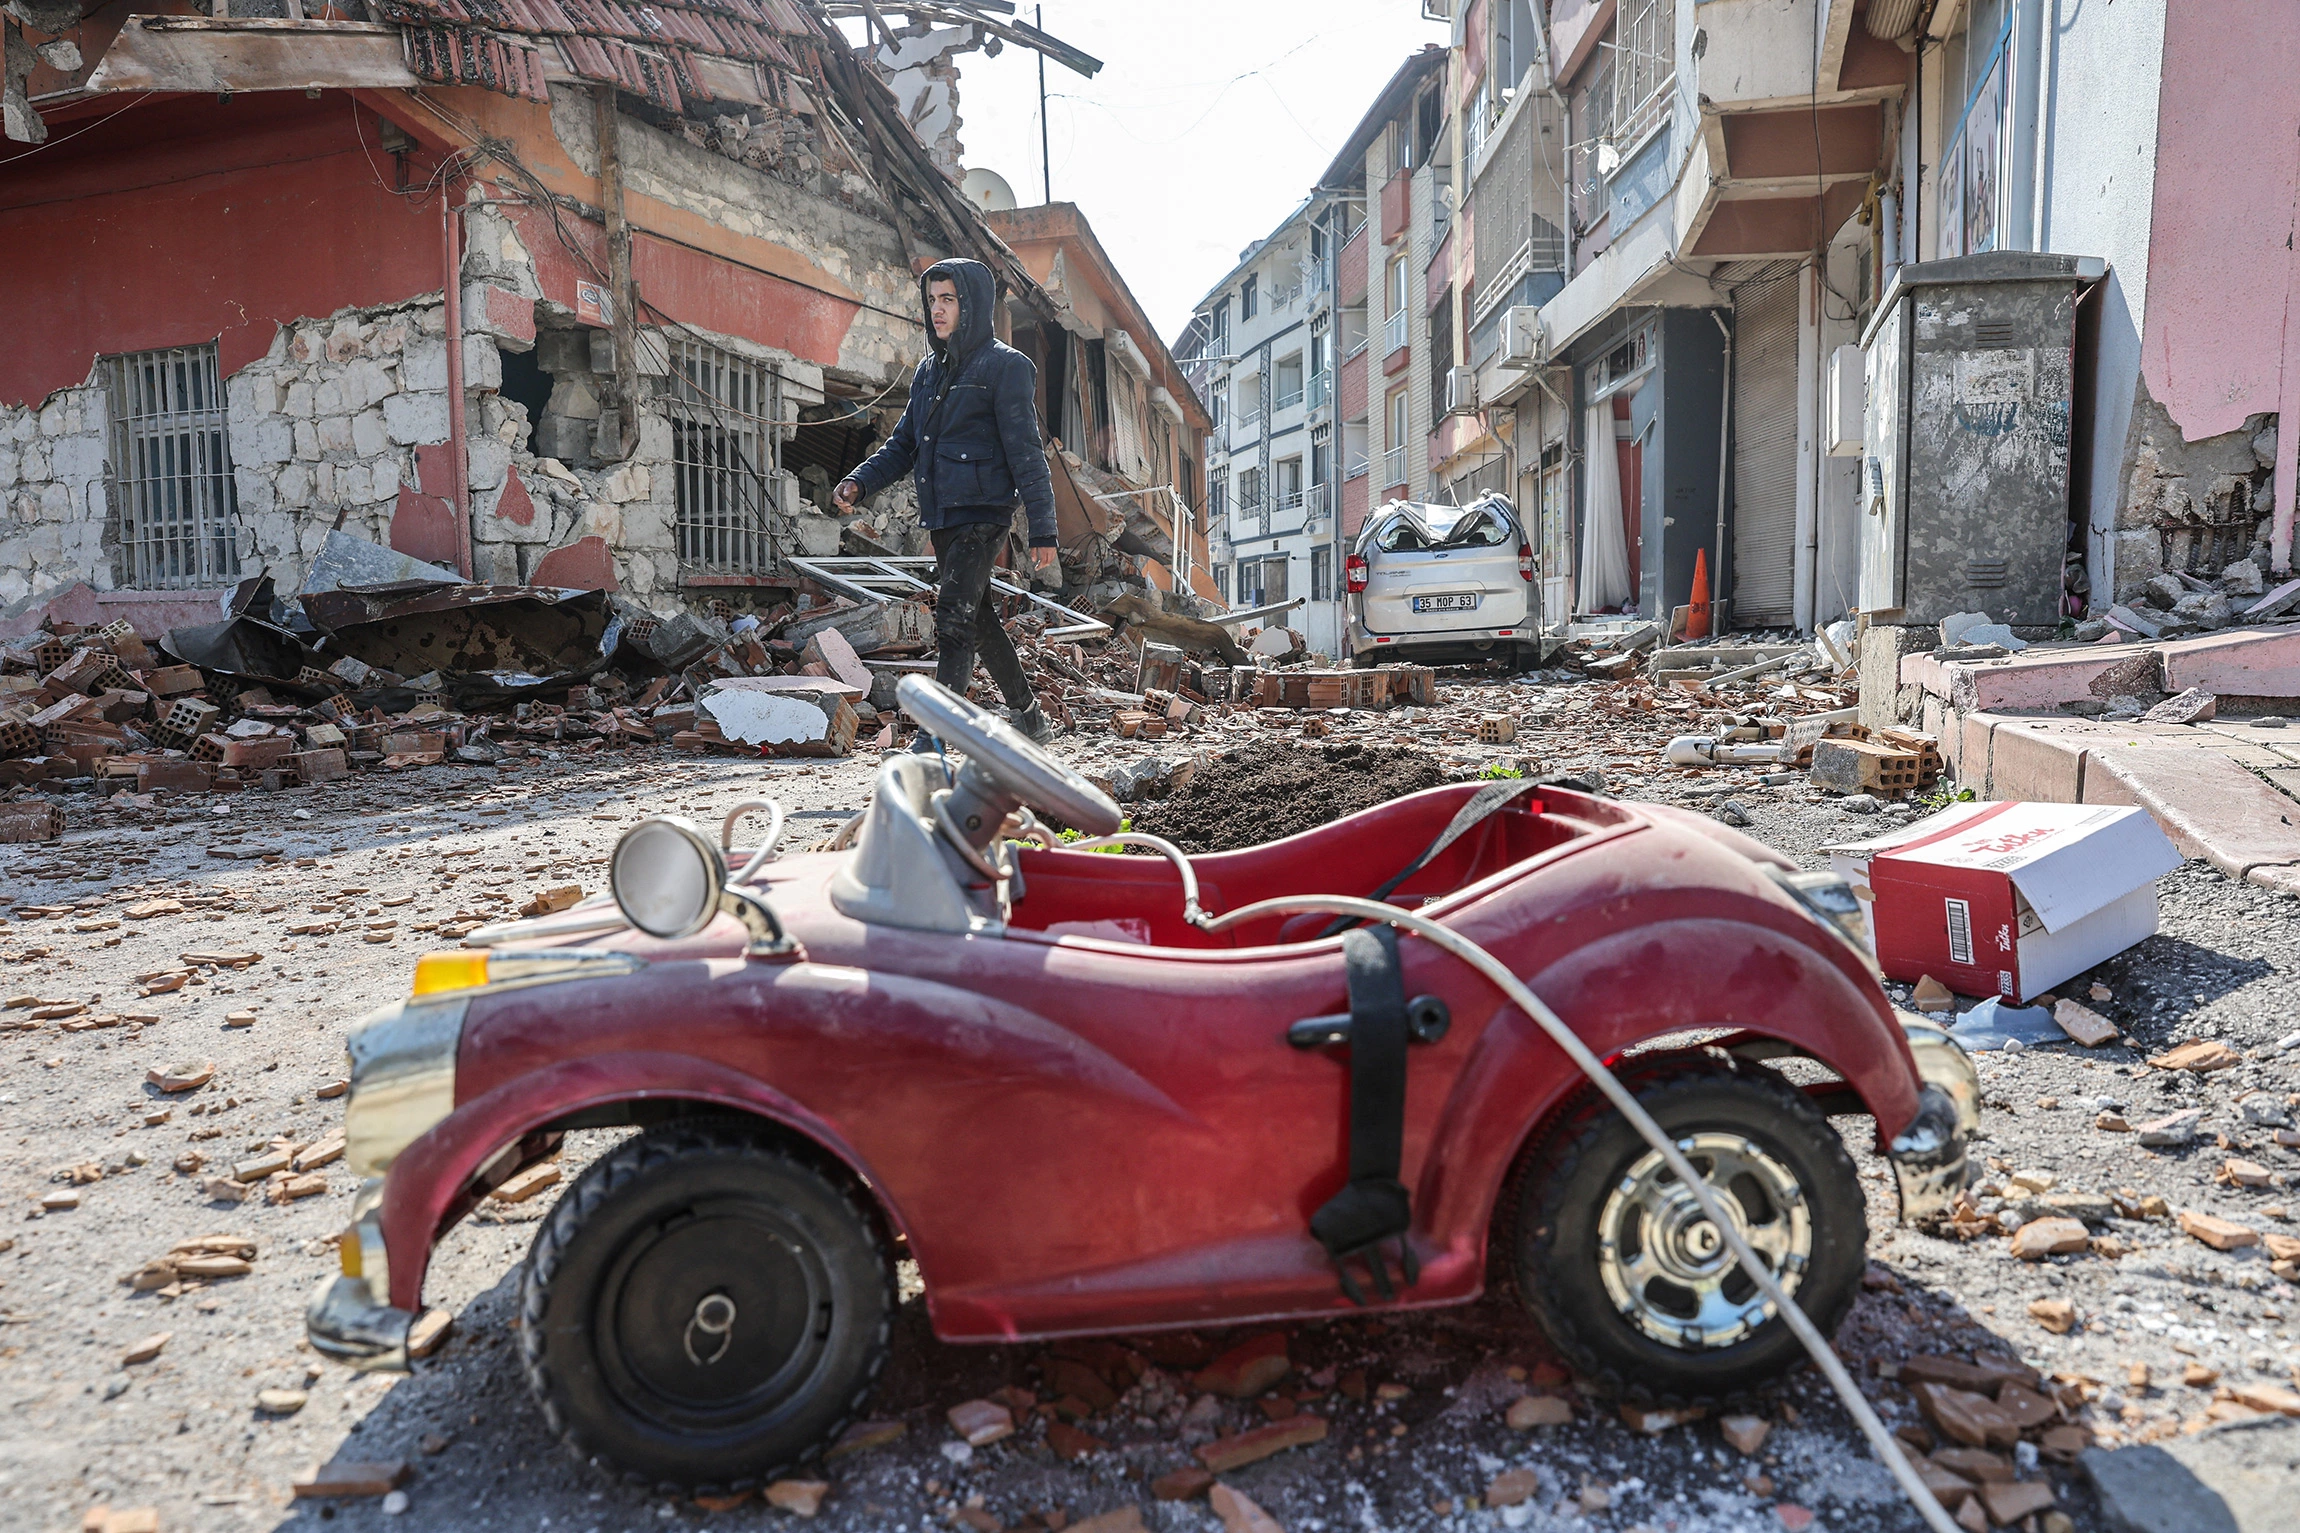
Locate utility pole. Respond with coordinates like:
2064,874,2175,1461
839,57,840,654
1037,4,1051,202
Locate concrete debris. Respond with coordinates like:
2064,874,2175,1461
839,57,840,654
2052,998,2120,1047
2134,1108,2206,1147
2143,687,2218,724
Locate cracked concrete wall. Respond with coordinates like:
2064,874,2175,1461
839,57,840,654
0,383,109,612
548,85,926,389
0,298,467,613
2110,377,2273,605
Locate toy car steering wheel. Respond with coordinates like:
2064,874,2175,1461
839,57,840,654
896,676,1122,837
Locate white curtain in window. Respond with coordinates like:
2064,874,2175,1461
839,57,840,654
1577,401,1631,612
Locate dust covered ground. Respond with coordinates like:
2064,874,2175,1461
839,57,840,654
4,686,2297,1533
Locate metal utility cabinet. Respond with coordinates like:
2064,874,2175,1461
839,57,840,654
1858,252,2104,627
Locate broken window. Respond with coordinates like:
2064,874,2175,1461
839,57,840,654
106,342,242,590
666,337,778,577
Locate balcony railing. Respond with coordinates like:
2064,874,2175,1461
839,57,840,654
1384,310,1409,355
1307,372,1330,410
1277,488,1304,513
1345,454,1369,480
1275,384,1305,411
1305,483,1331,524
1381,446,1407,487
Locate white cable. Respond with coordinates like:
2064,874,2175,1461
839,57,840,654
1195,892,1959,1533
721,800,788,882
1062,832,1205,924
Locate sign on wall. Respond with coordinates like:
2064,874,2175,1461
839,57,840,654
1939,20,2010,259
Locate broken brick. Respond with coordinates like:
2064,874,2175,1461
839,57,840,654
763,1480,828,1518
2179,1210,2258,1251
1484,1468,1541,1508
1193,1414,1327,1472
1193,1332,1290,1399
1504,1393,1572,1429
947,1398,1014,1447
291,1460,412,1498
1151,1466,1214,1501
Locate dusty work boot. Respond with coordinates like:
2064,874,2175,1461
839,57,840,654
1009,704,1057,745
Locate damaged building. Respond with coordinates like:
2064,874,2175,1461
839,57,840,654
0,0,1193,642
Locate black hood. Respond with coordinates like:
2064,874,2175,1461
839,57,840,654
921,257,999,362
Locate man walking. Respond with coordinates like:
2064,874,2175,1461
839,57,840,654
835,257,1059,743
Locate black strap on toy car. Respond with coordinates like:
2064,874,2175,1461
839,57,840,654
1318,778,1543,939
1308,925,1423,1305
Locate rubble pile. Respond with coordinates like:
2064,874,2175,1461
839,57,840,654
0,541,940,836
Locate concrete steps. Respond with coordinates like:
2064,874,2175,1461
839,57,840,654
1897,626,2300,894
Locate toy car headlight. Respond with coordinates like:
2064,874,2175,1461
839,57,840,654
343,996,468,1178
611,817,725,939
1767,867,1877,971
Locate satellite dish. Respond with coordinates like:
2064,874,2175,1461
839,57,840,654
960,167,1017,212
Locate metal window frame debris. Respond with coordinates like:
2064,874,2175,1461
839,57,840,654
784,555,1110,641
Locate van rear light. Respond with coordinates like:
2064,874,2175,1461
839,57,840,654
1345,554,1369,593
1517,544,1535,581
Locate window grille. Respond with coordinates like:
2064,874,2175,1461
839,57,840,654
1611,0,1675,149
107,343,241,589
666,337,778,576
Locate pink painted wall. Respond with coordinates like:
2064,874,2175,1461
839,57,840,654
2138,1,2300,443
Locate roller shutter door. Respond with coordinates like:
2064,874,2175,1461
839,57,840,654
1732,276,1800,627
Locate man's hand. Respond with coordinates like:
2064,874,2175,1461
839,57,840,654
1032,546,1059,570
832,478,862,511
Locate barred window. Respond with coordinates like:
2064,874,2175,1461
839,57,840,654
1613,0,1676,148
666,337,778,576
107,342,241,590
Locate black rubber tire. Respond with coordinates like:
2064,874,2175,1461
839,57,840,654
519,1122,891,1495
1511,1061,1867,1405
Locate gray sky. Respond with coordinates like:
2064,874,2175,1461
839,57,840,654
912,3,1449,343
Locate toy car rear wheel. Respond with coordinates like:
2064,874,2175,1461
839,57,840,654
1511,1062,1866,1404
519,1122,890,1494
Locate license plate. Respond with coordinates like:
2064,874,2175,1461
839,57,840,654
1411,593,1479,613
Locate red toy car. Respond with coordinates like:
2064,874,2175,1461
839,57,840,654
308,679,1978,1493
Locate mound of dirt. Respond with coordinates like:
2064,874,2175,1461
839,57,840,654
1125,740,1459,853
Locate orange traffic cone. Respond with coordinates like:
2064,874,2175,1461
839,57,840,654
1686,548,1712,640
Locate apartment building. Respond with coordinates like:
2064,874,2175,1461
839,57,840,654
1190,195,1355,654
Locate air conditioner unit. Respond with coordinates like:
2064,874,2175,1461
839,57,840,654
1445,365,1477,415
1499,306,1544,369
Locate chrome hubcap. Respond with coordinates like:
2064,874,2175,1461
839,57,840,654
1595,1131,1811,1350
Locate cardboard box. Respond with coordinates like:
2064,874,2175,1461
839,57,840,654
1825,801,2181,1003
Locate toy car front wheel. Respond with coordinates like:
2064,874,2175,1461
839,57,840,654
1511,1063,1867,1404
519,1123,890,1494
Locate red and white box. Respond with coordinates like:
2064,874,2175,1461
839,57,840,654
1824,801,2182,1002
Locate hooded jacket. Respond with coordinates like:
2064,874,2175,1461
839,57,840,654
845,258,1057,545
